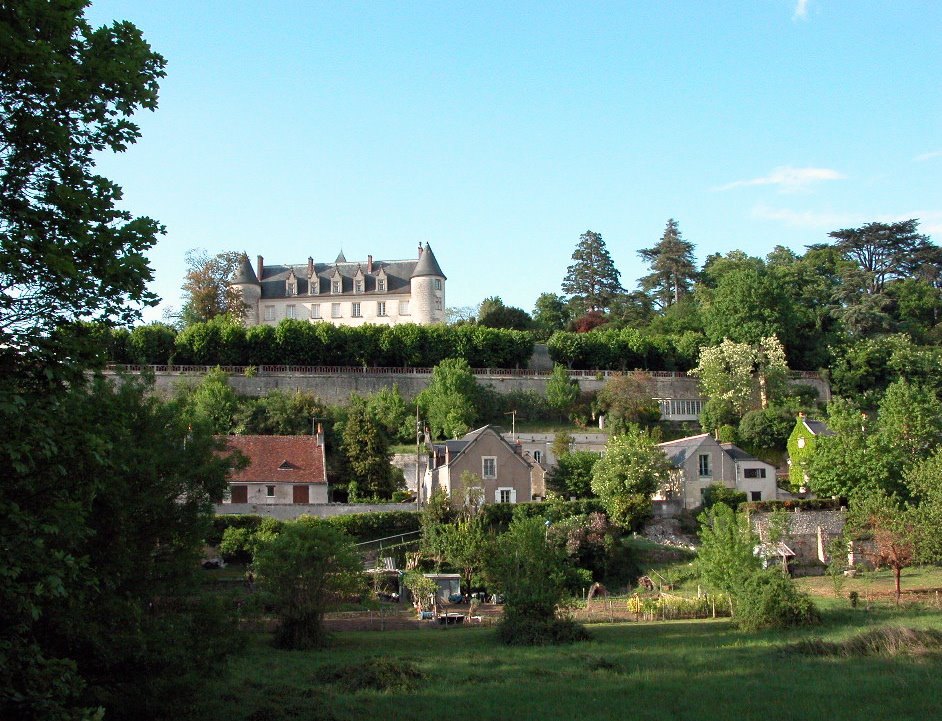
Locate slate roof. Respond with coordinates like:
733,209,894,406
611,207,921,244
719,443,762,462
413,243,446,279
231,254,258,285
221,435,326,484
657,433,712,465
802,418,834,436
431,425,532,470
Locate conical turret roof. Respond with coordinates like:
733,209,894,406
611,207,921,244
231,253,259,285
411,243,446,279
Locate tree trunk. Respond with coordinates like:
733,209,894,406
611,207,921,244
894,566,902,603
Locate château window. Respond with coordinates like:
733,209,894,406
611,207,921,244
332,280,341,294
310,304,321,319
354,280,363,293
286,304,297,319
286,282,296,296
434,279,442,290
377,278,386,292
352,302,361,318
331,303,341,318
264,306,275,321
377,301,386,317
434,298,442,310
399,300,410,316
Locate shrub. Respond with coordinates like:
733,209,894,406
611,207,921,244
316,659,425,692
497,615,590,646
701,484,747,511
734,570,820,631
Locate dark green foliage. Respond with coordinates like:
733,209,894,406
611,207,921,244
638,218,698,309
321,511,421,543
254,523,364,650
701,266,796,346
738,406,797,450
477,296,533,330
790,627,942,658
699,397,739,433
488,517,587,645
734,570,820,631
595,371,661,431
701,484,747,511
532,292,572,341
478,499,607,533
743,498,843,512
547,450,600,498
561,230,623,314
497,615,591,646
341,401,402,501
417,358,480,439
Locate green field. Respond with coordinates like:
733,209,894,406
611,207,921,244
198,598,942,721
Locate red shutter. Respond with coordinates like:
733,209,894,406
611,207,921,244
293,485,310,504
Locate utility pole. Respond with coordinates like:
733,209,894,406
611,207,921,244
505,409,517,441
415,400,422,511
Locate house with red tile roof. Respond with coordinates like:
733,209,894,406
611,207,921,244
220,434,327,505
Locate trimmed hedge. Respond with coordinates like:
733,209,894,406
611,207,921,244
207,511,420,549
480,499,607,533
547,328,705,371
110,318,534,369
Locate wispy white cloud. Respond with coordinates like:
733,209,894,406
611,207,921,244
752,204,852,229
793,0,810,20
713,166,845,193
915,150,942,162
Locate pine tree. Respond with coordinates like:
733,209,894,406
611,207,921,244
637,219,698,309
561,230,623,314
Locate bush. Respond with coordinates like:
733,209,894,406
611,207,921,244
496,614,591,646
701,484,747,511
734,570,820,631
320,511,421,542
218,517,283,563
743,498,843,512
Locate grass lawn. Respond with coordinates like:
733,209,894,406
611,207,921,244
198,602,942,721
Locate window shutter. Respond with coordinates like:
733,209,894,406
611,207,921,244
495,488,501,503
510,488,517,503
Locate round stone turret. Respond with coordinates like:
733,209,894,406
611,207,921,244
409,243,446,324
230,253,261,325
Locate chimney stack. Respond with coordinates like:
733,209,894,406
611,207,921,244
316,422,324,446
417,243,423,258
257,255,264,281
307,257,314,276
367,254,373,273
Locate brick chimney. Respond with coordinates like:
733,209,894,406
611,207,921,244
307,257,314,276
257,255,264,281
316,423,324,446
367,254,373,273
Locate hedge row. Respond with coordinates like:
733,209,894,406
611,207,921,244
108,318,534,369
546,328,706,371
207,510,421,547
479,499,607,532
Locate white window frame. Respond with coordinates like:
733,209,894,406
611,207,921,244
286,304,297,319
264,305,275,321
496,487,516,504
377,278,386,292
482,456,497,479
310,304,321,319
434,278,442,290
377,301,386,317
331,303,341,318
533,450,542,463
743,467,767,479
399,300,410,316
266,485,276,497
332,279,341,294
354,280,363,293
352,302,362,318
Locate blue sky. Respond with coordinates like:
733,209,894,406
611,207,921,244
86,1,942,323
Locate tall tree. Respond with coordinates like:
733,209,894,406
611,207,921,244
178,248,247,326
477,295,532,331
561,230,623,314
0,0,165,367
700,265,796,347
341,400,401,500
417,358,480,439
829,219,930,295
689,336,789,415
637,218,698,309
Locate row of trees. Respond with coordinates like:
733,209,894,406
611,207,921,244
106,315,534,368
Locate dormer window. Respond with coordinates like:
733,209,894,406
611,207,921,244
332,280,341,294
309,275,319,295
286,271,297,296
355,280,363,293
375,268,388,293
353,267,365,294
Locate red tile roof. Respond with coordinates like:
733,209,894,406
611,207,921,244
220,435,326,484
